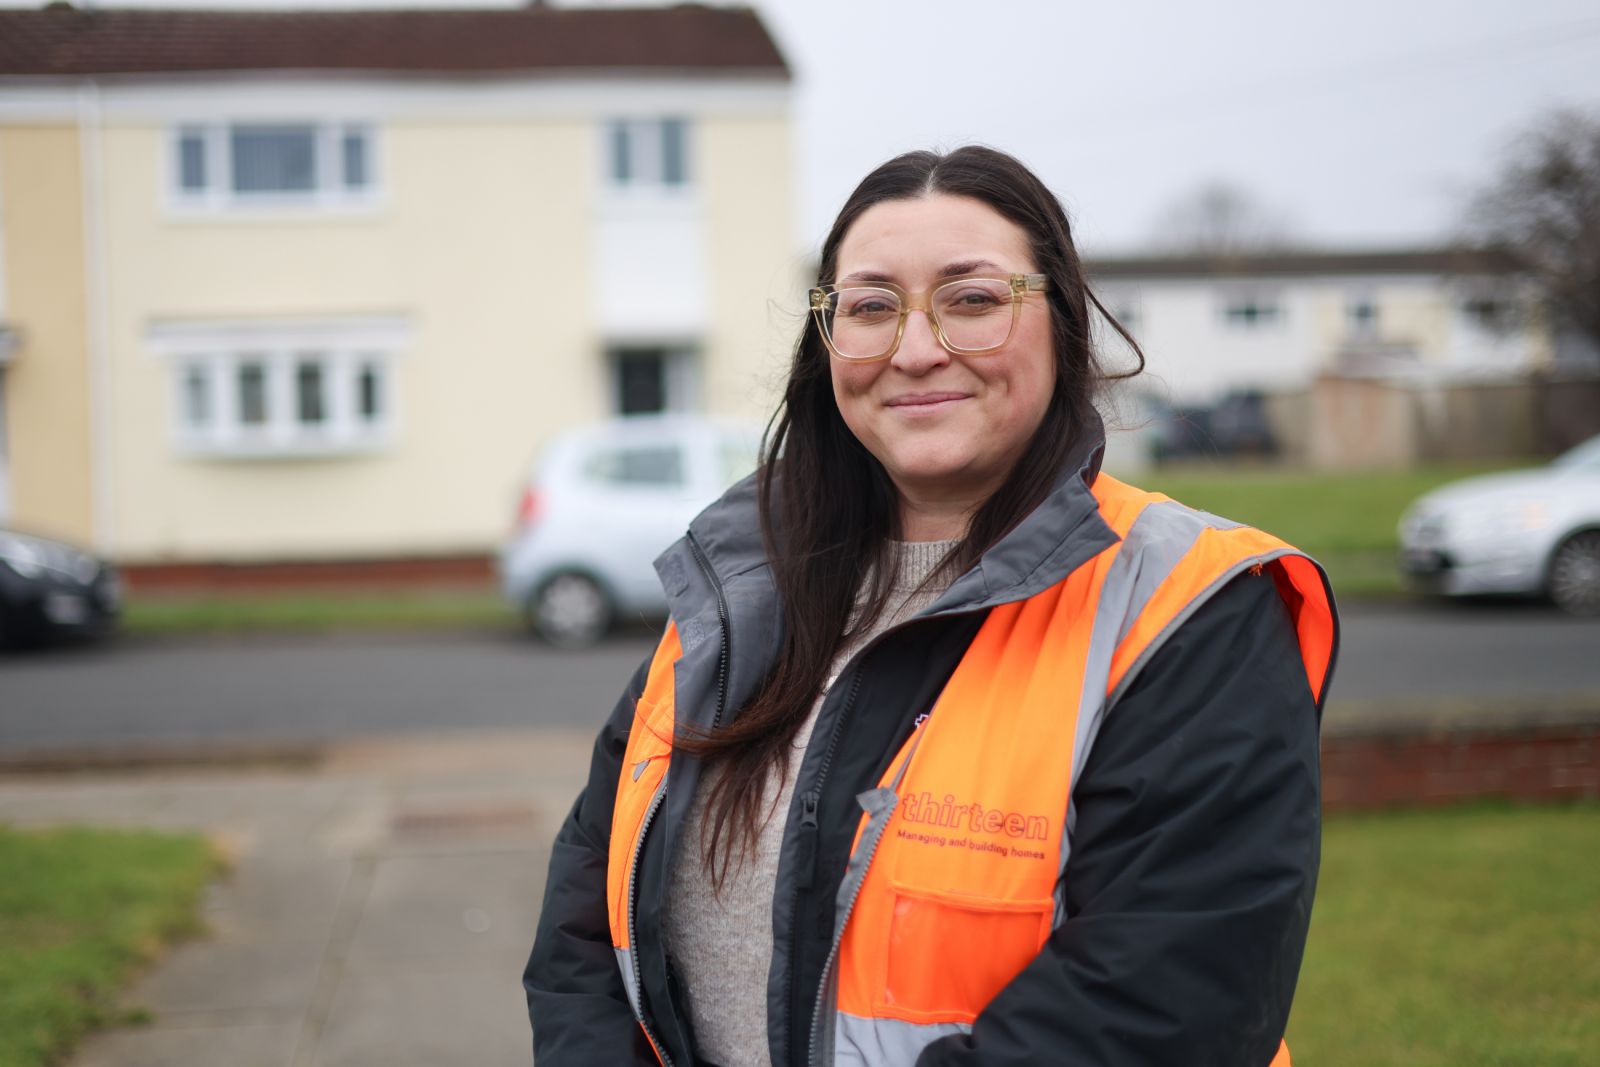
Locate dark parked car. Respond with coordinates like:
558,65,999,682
0,528,121,647
1150,391,1277,462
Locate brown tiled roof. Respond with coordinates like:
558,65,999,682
0,4,790,79
1085,247,1525,280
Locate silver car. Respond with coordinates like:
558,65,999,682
498,415,762,646
1398,434,1600,615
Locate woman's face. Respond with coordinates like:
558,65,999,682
829,193,1055,523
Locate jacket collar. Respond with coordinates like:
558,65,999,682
664,409,1117,618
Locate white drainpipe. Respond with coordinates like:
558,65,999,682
78,78,114,556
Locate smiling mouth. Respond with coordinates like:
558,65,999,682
885,392,969,408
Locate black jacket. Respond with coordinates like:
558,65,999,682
524,432,1334,1066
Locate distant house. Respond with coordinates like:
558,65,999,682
0,4,795,575
1086,247,1600,467
1088,247,1558,405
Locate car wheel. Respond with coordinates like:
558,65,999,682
527,572,613,647
1548,530,1600,617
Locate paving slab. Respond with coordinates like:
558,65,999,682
72,1021,302,1067
0,728,594,1067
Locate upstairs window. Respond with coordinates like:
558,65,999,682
1460,295,1514,332
171,121,376,210
606,118,692,190
1347,295,1379,337
1221,293,1283,329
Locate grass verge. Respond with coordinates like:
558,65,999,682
1141,462,1522,597
122,588,517,637
0,824,221,1067
1288,802,1600,1065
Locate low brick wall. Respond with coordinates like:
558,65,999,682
119,554,497,593
1321,702,1600,810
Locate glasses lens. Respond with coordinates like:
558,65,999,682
821,287,901,360
933,277,1015,351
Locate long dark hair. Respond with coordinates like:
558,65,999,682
679,146,1144,887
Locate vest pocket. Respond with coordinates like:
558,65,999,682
879,881,1054,1023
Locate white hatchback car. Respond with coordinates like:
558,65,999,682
498,415,763,645
1398,434,1600,615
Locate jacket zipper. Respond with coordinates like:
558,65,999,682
627,783,673,1066
805,796,896,1066
622,532,730,1065
687,533,732,730
786,666,863,1062
805,713,930,1065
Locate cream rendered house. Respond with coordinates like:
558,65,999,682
0,5,795,575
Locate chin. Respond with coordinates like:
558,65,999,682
888,451,988,491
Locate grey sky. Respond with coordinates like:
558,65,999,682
10,0,1600,253
752,0,1600,253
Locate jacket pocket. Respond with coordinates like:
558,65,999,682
878,881,1053,1023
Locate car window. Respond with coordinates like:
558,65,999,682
1552,436,1600,471
717,437,761,488
583,445,685,487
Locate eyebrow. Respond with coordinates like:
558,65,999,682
839,259,1005,285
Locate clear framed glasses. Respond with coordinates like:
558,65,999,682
808,272,1048,362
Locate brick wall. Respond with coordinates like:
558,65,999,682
119,554,497,593
1321,722,1600,810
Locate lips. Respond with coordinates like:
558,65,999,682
885,392,969,408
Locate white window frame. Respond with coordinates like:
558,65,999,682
151,318,407,458
603,117,693,193
1219,291,1285,330
167,120,380,216
1346,292,1380,338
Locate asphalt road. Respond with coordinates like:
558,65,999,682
3,602,1598,754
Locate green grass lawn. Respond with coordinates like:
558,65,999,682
0,824,220,1067
1288,803,1600,1066
1141,462,1523,597
122,588,517,637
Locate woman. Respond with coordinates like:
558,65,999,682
524,146,1338,1067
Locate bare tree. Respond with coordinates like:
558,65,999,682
1150,180,1295,255
1468,108,1600,351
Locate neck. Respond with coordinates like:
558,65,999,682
896,493,979,542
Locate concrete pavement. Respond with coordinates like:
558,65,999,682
0,730,596,1067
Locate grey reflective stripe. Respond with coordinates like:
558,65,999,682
614,945,642,1017
1054,498,1224,923
834,1012,971,1066
1056,495,1216,921
1105,547,1304,713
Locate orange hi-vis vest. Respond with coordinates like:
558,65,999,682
607,474,1336,1066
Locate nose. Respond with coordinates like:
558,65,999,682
889,308,951,374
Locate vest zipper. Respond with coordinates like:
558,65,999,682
627,782,673,1066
